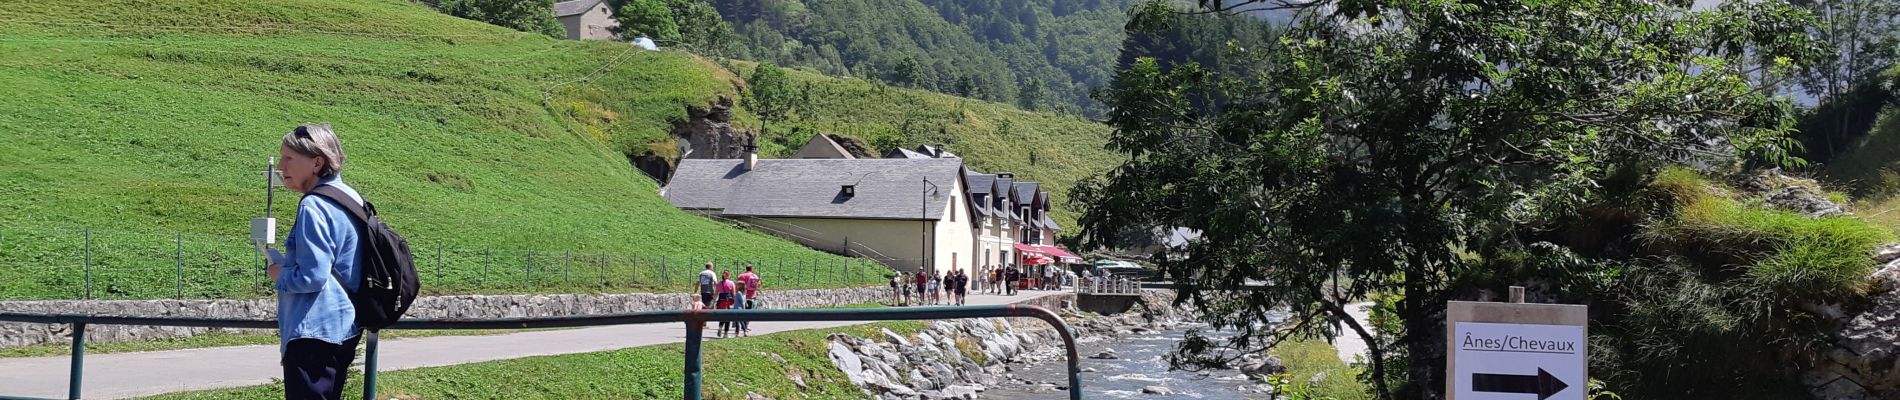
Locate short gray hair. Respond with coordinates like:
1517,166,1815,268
281,124,346,178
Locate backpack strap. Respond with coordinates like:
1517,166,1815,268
307,185,370,291
308,185,374,225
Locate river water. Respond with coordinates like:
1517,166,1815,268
983,325,1268,399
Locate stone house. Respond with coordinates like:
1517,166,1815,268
554,0,619,40
662,157,978,275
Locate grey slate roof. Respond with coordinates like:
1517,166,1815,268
664,158,966,220
993,176,1017,220
886,148,931,159
554,0,604,17
1012,181,1040,205
965,172,996,217
965,172,996,194
1042,215,1062,231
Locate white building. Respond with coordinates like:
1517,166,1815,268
661,157,977,275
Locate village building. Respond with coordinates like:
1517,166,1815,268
662,157,976,274
553,0,619,41
662,143,1080,280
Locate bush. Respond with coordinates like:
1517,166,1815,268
1582,167,1894,398
438,0,566,39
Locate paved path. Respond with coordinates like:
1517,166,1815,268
0,291,1069,399
1332,301,1375,364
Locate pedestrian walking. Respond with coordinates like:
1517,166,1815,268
266,124,366,400
716,271,737,338
889,273,902,305
697,262,717,309
914,270,927,305
737,264,761,335
927,272,940,305
954,270,968,305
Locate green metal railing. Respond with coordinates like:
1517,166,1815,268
0,305,1081,400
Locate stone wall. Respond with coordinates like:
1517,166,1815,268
0,287,887,348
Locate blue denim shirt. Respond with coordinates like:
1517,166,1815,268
276,175,363,352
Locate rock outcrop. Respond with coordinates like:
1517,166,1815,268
638,95,756,183
827,291,1186,399
1805,254,1900,399
1739,169,1850,218
676,95,752,160
828,134,879,159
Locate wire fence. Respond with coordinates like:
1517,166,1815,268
0,226,896,301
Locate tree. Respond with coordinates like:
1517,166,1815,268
438,0,566,39
1787,0,1900,160
1018,77,1044,110
609,0,679,42
745,62,797,137
660,0,742,56
1077,1,1819,399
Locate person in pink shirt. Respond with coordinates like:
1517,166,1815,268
736,264,762,335
715,271,737,338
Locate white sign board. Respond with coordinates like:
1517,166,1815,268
1450,321,1586,400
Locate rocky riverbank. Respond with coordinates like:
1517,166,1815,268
824,291,1197,399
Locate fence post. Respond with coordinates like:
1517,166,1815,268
527,252,534,282
598,254,606,286
564,251,571,285
68,322,86,400
483,248,491,287
435,243,443,287
84,229,92,300
661,256,669,285
175,233,183,298
631,254,639,285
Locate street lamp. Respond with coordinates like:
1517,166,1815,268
920,177,940,276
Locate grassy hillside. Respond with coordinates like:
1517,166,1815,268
0,0,874,299
724,61,1117,234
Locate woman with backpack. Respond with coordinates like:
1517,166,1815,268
266,124,365,400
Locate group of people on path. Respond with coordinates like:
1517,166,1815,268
887,268,971,306
696,262,762,338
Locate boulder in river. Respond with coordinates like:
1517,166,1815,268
1142,385,1175,395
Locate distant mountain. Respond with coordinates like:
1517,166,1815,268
708,0,1139,116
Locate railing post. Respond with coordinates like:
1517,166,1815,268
683,320,703,400
83,229,92,300
175,233,184,298
68,322,85,400
362,330,380,400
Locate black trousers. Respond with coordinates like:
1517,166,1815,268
282,334,361,400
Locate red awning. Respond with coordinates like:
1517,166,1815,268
1013,243,1083,264
1045,246,1083,264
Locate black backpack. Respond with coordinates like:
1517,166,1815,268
309,185,421,331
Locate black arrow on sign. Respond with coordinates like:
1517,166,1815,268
1472,368,1569,399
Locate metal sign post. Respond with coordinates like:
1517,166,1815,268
1446,287,1588,400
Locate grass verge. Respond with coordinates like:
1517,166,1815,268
1267,339,1373,400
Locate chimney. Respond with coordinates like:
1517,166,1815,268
996,172,1014,179
742,138,759,171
